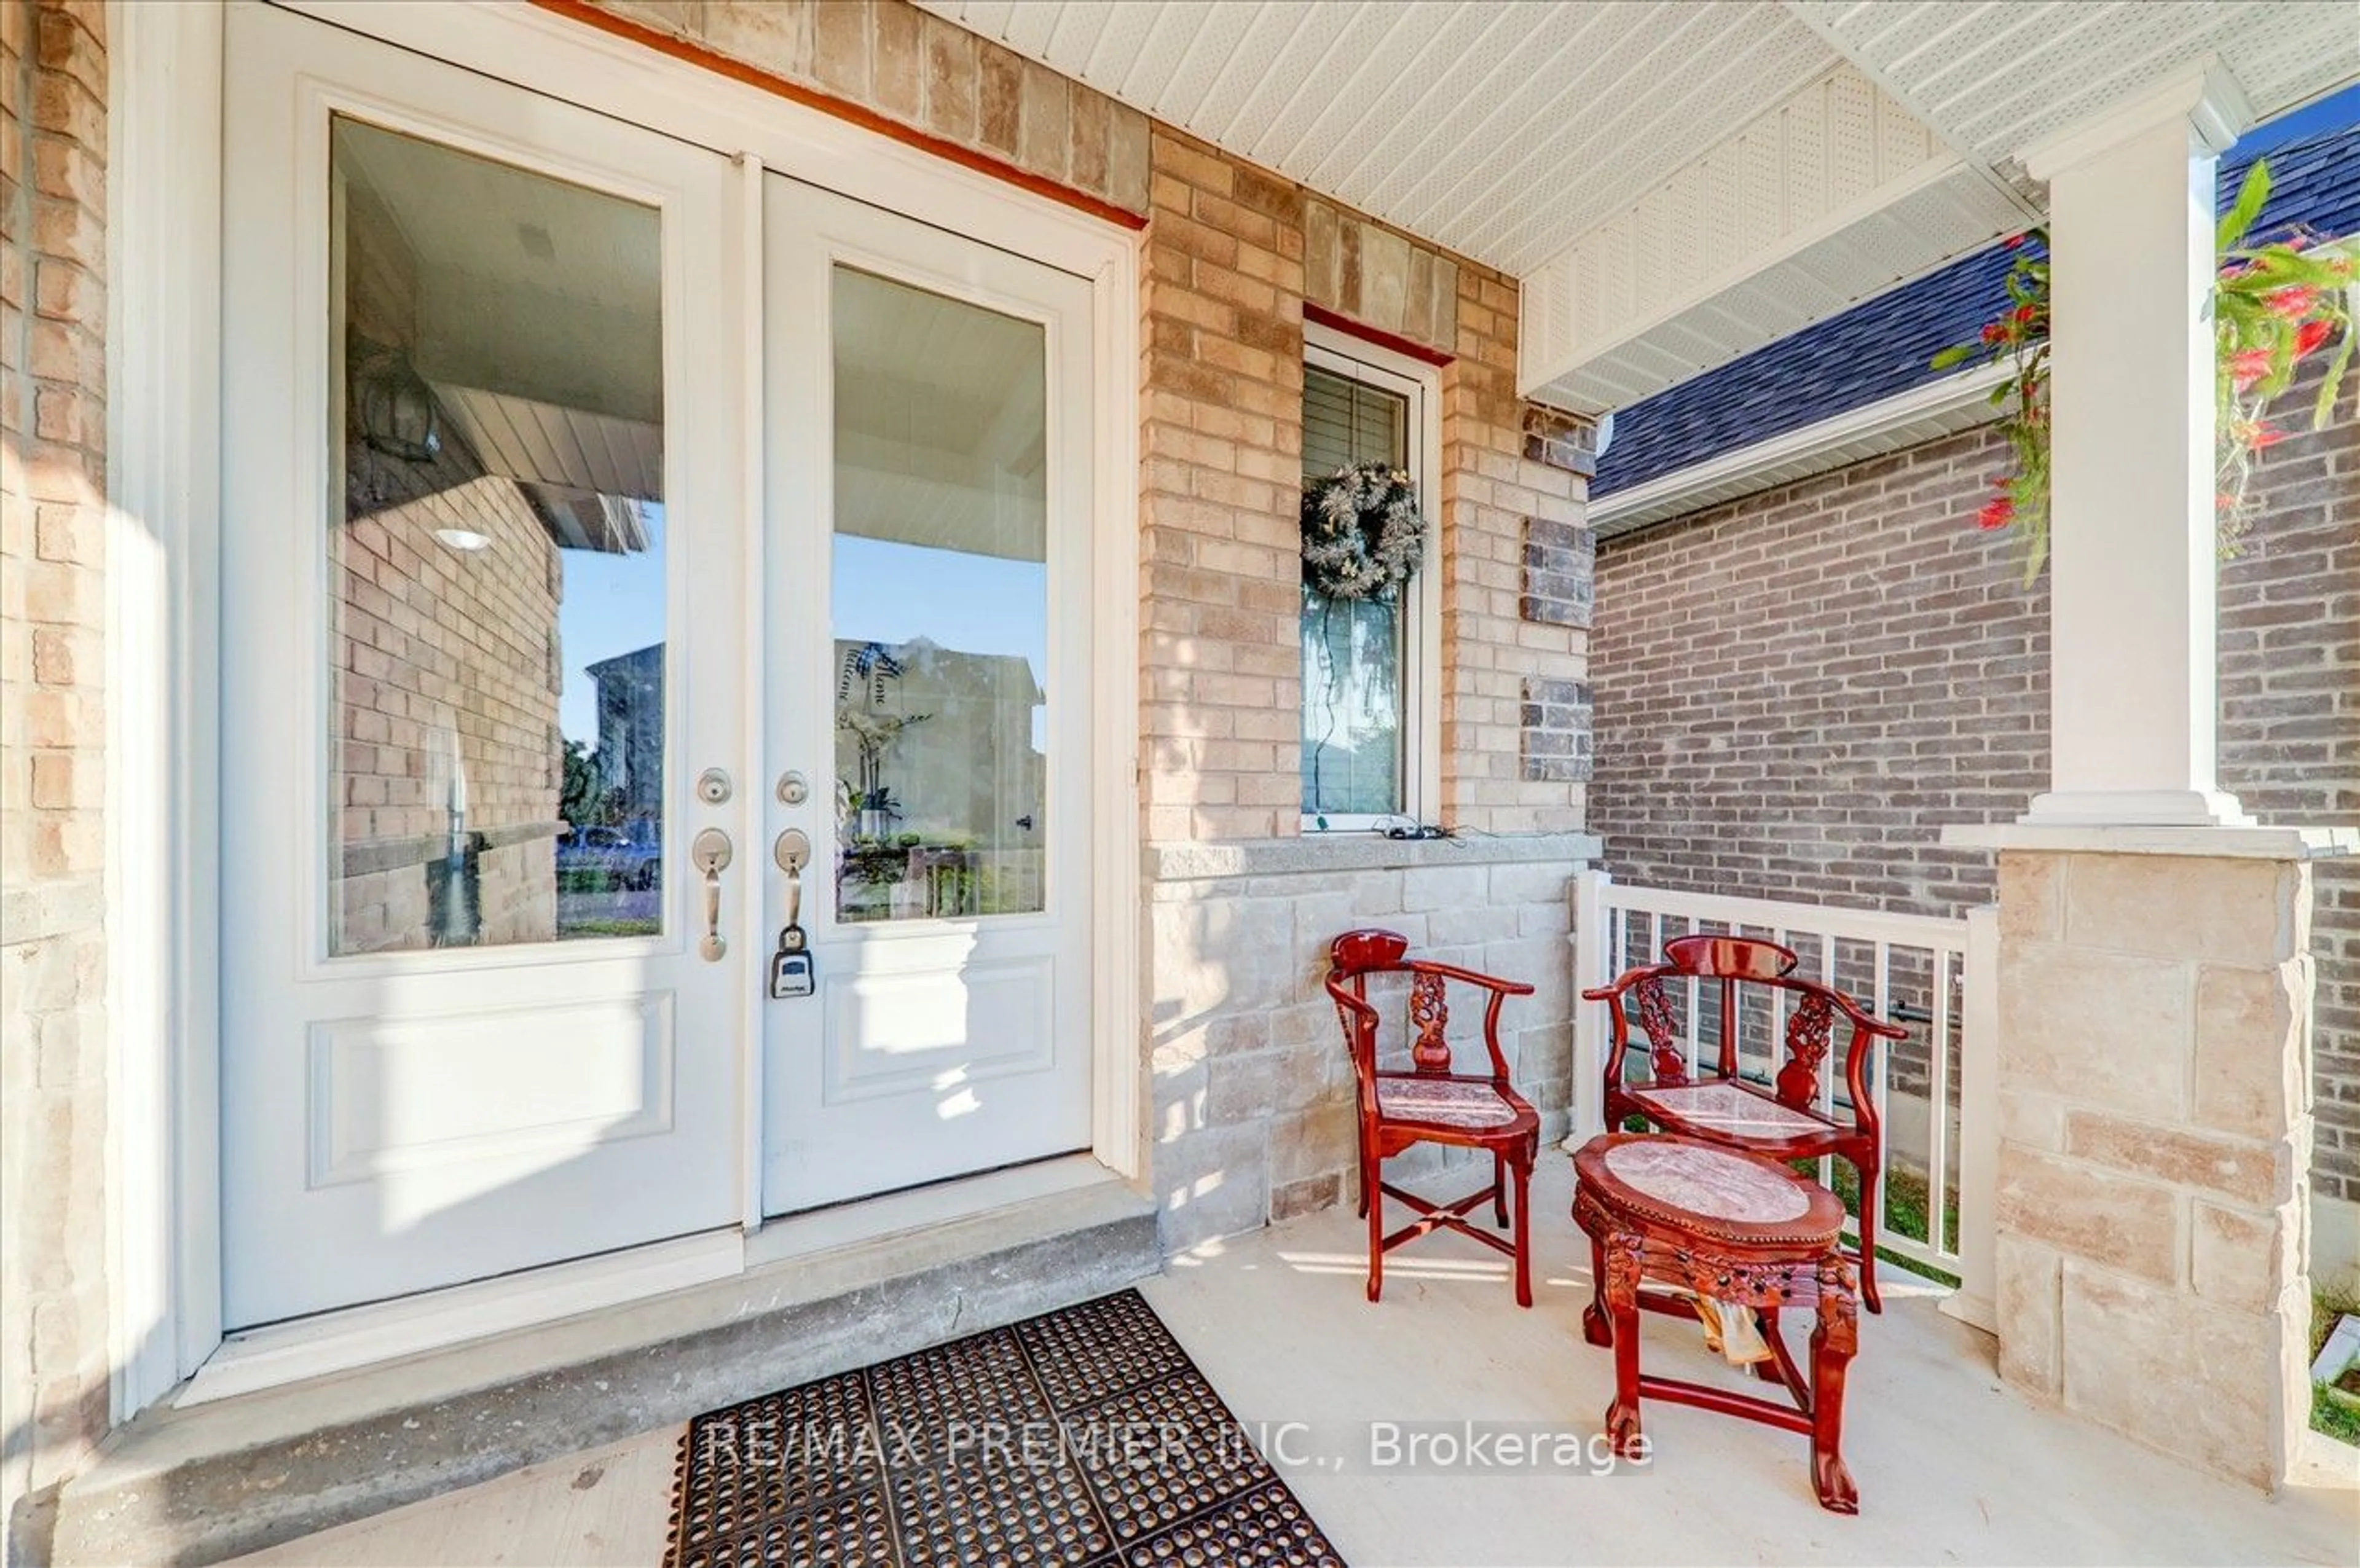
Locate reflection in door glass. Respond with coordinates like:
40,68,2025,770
326,117,667,953
830,267,1048,923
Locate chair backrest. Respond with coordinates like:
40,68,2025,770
1601,935,1899,1114
1324,927,1530,1083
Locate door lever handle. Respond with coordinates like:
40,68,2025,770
691,828,733,961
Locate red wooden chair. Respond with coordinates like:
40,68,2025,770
1582,934,1909,1311
1324,928,1540,1307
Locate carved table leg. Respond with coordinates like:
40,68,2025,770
1603,1231,1646,1459
1807,1250,1860,1514
1580,1212,1613,1347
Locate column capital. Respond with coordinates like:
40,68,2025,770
2023,61,2255,181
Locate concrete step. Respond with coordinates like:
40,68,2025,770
47,1177,1161,1567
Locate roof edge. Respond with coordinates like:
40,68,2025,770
1587,362,2010,539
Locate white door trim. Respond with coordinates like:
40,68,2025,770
110,0,1141,1417
107,0,228,1422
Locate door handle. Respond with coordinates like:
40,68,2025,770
691,827,733,961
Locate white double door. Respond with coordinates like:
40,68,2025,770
219,6,1095,1331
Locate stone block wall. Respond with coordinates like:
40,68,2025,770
1587,388,2359,1202
1,0,112,1547
1148,837,1595,1252
1991,850,2312,1485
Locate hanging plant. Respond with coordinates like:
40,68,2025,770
1301,462,1427,602
1932,159,2358,585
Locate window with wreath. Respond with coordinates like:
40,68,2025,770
1299,344,1431,827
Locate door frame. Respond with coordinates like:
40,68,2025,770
107,0,1142,1421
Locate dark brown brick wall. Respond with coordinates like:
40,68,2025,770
1589,386,2359,1201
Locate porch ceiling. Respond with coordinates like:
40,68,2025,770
931,2,2360,419
914,0,1840,277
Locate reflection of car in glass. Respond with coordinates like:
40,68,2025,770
556,825,661,890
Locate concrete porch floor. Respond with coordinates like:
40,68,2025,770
235,1158,2360,1567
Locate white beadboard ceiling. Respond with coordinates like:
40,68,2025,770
928,1,2360,412
918,0,1839,277
1787,1,2360,184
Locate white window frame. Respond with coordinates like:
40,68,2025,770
1300,324,1443,834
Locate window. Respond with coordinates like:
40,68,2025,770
1300,331,1438,829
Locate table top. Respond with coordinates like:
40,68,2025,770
1573,1132,1846,1247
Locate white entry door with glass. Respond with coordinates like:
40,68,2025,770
218,4,1098,1334
759,182,1096,1215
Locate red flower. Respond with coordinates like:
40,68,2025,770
2004,233,2026,249
2294,319,2332,358
2266,286,2318,319
2012,303,2037,326
1977,494,2015,530
2217,490,2239,512
2229,347,2274,392
1981,321,2005,345
2244,421,2286,450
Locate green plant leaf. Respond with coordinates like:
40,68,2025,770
1931,343,1976,371
2218,159,2272,254
2316,316,2356,430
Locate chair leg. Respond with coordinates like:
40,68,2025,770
1511,1147,1533,1309
1582,1226,1613,1347
1852,1158,1883,1314
1364,1148,1385,1304
1492,1149,1509,1228
1355,1124,1370,1219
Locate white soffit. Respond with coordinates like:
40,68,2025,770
1784,1,2360,186
913,0,1841,277
1519,63,2024,412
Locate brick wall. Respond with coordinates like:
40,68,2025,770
589,0,1151,217
1587,384,2359,1201
1,0,112,1545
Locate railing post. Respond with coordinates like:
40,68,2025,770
1570,868,1613,1144
1941,904,2000,1333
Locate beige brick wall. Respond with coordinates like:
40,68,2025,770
1140,124,1590,839
587,0,1151,216
1,0,112,1540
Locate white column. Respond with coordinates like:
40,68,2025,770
2020,68,2253,828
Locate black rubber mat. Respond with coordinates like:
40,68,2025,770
664,1289,1347,1567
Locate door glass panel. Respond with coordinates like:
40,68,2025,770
828,267,1048,924
327,117,666,954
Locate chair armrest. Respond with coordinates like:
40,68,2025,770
1322,976,1382,1088
1417,959,1535,998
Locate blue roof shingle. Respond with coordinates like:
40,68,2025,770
1589,123,2360,500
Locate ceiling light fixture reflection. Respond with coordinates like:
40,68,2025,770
434,528,492,553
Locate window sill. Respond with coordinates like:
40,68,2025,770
1145,831,1602,884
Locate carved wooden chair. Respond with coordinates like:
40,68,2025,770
1582,935,1908,1311
1324,929,1540,1307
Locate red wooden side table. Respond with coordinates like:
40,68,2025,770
1570,1132,1861,1513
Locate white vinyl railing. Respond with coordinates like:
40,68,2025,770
1571,869,1997,1328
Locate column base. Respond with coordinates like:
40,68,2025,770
2020,788,2254,828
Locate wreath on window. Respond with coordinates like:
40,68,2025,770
1301,463,1426,602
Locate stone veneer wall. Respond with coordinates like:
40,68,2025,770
1992,850,2313,1485
1149,836,1596,1249
1587,386,2359,1207
1,0,112,1549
